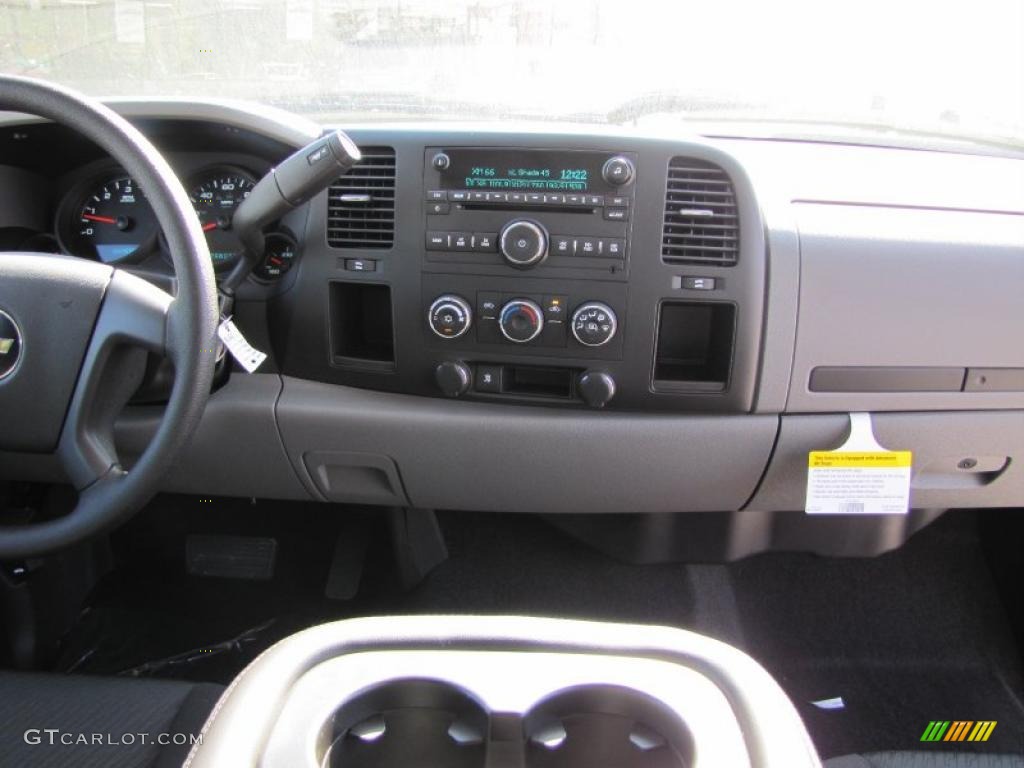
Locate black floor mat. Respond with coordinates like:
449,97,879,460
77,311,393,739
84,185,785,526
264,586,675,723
55,499,1024,759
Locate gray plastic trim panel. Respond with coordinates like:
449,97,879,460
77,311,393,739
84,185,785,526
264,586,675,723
276,376,779,513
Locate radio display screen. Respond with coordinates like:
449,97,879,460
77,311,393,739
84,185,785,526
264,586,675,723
440,149,616,194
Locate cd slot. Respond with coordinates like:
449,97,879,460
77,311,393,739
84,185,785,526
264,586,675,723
461,203,596,215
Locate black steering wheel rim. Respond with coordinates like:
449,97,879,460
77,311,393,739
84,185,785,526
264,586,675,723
0,75,219,558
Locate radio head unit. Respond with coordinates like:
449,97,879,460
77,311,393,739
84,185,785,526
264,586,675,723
423,147,637,275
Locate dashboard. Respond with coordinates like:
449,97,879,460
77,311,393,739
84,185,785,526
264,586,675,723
1,102,1023,539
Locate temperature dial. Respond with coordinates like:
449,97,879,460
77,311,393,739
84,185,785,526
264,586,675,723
499,220,548,268
571,302,618,347
499,299,544,343
428,295,472,340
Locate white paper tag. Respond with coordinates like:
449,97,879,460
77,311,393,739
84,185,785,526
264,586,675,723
805,413,912,515
217,318,267,373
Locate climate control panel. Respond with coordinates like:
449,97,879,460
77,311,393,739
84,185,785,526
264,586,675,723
421,278,622,362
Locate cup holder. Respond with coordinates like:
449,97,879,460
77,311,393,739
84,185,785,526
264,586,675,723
320,678,489,768
523,685,693,768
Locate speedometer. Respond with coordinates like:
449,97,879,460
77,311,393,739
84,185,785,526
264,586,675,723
187,168,256,270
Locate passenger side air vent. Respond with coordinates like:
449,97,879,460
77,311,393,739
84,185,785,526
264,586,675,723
662,158,739,266
327,146,396,249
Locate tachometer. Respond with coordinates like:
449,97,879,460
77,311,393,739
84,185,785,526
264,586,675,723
69,175,157,263
187,168,256,270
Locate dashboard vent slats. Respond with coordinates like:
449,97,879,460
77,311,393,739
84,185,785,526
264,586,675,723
327,146,396,249
662,158,739,266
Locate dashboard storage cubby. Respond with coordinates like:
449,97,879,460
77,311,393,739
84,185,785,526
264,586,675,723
329,281,395,369
653,302,735,392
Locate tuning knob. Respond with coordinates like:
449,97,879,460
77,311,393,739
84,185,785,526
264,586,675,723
499,219,548,268
602,156,635,186
435,361,471,397
577,371,616,408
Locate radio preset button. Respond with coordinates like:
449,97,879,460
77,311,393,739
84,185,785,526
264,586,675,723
470,191,487,202
577,237,600,256
551,236,575,256
509,192,526,204
473,232,497,252
544,193,566,204
584,194,603,206
499,299,545,343
487,192,508,203
499,220,548,268
572,302,618,347
602,238,626,258
566,194,584,205
526,193,544,205
426,231,450,250
449,190,470,202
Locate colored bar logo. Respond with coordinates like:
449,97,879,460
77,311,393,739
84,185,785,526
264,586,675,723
921,721,997,742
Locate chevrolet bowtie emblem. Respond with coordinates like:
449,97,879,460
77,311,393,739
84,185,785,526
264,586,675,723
0,309,22,380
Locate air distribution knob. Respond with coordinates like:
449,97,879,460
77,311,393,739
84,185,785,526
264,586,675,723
499,219,548,268
571,302,618,347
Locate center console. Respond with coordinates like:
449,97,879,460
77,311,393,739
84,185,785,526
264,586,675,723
274,130,766,413
184,616,821,768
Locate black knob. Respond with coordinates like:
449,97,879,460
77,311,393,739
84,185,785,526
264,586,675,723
577,371,616,408
499,219,548,268
499,299,544,343
435,361,471,397
432,152,451,171
571,302,618,347
602,156,635,186
428,294,472,340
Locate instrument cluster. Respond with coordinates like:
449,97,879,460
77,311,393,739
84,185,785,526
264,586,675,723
48,163,295,283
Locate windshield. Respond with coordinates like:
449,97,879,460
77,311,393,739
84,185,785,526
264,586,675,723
2,0,1022,146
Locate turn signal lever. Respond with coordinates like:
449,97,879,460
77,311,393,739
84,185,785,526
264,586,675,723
220,130,361,293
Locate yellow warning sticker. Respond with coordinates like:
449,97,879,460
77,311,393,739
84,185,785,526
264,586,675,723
805,414,913,515
808,451,913,469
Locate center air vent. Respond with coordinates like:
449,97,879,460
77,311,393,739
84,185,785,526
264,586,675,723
327,146,395,249
662,158,739,266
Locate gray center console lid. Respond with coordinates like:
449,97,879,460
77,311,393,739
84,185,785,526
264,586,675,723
185,616,820,768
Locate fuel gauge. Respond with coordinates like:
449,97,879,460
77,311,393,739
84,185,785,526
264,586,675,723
253,233,297,281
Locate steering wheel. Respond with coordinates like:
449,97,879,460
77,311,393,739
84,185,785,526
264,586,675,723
0,76,219,558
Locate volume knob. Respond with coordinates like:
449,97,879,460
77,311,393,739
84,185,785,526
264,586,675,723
499,219,548,268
